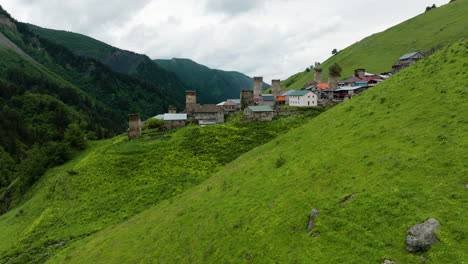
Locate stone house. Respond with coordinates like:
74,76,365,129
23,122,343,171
192,104,225,125
217,100,240,114
392,52,424,73
333,86,368,101
155,113,187,130
288,90,318,107
261,94,275,106
244,105,276,121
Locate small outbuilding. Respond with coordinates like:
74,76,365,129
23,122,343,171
156,113,187,130
244,105,276,121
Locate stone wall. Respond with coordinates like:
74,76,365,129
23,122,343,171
240,89,254,109
164,120,186,130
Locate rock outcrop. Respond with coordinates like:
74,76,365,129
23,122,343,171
307,209,319,232
406,218,440,253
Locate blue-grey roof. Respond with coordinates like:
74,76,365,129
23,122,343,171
282,90,296,96
335,86,363,91
399,52,421,60
262,94,274,101
247,105,274,112
227,99,241,104
154,114,165,120
289,90,310,96
163,113,187,121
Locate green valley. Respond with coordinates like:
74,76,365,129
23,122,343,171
46,40,468,264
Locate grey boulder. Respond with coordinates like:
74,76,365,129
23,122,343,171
406,218,441,253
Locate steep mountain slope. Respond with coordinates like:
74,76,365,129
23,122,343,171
29,24,188,110
49,41,467,263
0,110,328,263
154,58,270,103
282,0,467,90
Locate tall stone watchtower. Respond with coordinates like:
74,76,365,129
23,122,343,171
253,77,263,104
328,74,338,89
355,69,365,79
128,114,142,140
185,90,197,113
314,68,323,83
271,79,281,102
240,89,254,110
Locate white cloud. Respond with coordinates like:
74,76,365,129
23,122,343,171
1,0,450,83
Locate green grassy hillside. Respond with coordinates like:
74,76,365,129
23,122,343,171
0,110,327,263
155,58,270,104
47,41,468,263
282,0,468,91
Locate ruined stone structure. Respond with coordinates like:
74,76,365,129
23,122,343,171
354,69,366,79
128,114,142,139
314,68,323,83
185,90,197,113
168,105,177,114
271,79,281,103
328,75,338,90
240,89,254,110
253,77,263,104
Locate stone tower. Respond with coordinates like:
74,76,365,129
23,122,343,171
185,90,196,113
328,74,338,89
355,69,365,79
240,89,254,110
253,77,263,104
271,79,281,102
128,114,142,140
314,68,323,83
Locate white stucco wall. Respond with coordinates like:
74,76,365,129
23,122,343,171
289,92,318,107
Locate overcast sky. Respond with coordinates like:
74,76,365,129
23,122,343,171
2,0,449,82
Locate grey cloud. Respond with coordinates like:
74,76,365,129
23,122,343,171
15,0,151,34
205,0,266,15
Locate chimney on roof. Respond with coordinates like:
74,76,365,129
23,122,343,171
128,114,142,140
271,79,281,102
253,77,263,104
314,68,323,83
355,69,365,79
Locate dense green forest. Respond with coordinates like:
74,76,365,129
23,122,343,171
154,58,270,103
0,6,187,210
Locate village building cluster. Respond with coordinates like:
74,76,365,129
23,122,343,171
128,51,424,138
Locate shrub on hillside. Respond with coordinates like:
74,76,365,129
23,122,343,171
144,118,164,130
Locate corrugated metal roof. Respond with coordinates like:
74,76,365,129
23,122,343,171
289,90,310,96
247,105,275,112
154,114,165,120
335,86,363,91
262,94,274,101
399,52,421,60
282,90,296,96
164,113,187,121
227,99,241,104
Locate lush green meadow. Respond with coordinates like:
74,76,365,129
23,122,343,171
46,41,468,263
281,0,468,91
0,110,327,263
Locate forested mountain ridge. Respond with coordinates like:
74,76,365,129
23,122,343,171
30,25,268,104
154,58,270,104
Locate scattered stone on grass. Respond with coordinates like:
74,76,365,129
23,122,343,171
307,209,319,232
340,194,355,206
406,218,440,253
382,259,395,264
